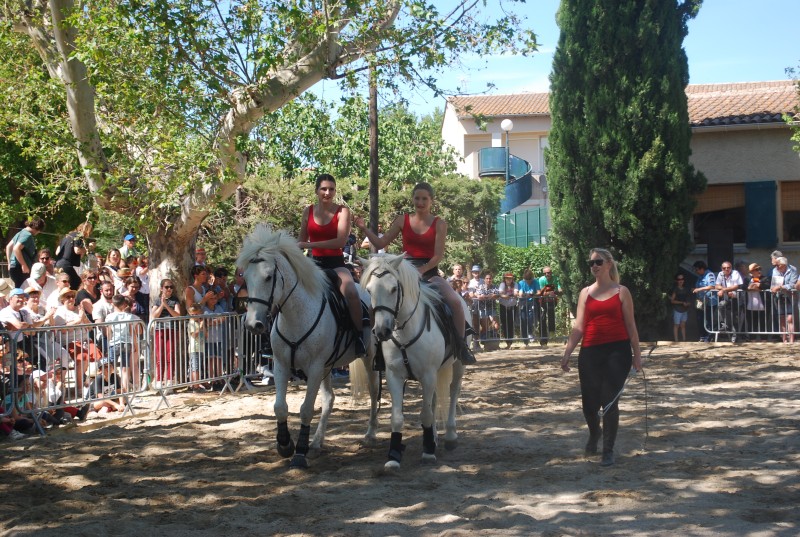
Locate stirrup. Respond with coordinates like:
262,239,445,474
355,333,366,357
460,345,476,365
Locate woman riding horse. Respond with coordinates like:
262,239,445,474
299,174,366,355
355,182,475,364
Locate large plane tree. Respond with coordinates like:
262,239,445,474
1,0,535,288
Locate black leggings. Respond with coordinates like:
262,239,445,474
578,339,632,440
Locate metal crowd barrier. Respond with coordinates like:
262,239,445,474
2,318,148,436
467,296,569,349
697,289,800,342
147,312,244,408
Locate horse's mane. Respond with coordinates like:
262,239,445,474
237,223,327,297
361,253,441,323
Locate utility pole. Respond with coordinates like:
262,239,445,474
368,63,379,252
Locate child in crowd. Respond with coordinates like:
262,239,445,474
203,292,227,390
187,303,208,393
105,294,141,393
85,357,125,415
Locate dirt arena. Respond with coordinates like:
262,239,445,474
2,342,798,536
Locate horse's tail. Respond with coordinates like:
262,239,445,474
435,363,454,425
349,355,371,402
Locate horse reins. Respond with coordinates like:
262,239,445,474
370,269,430,380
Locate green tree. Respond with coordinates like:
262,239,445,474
1,1,535,292
200,96,502,271
547,0,706,338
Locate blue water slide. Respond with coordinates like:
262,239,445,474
478,147,533,213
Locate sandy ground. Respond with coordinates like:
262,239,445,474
1,342,799,536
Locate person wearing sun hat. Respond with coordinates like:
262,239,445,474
0,277,13,308
743,262,771,341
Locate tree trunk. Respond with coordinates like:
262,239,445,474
146,231,196,308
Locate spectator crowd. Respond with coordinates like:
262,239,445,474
2,219,248,441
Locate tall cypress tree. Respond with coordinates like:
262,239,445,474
547,0,706,338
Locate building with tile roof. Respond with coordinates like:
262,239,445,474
442,80,800,263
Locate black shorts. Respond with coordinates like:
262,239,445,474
313,255,346,270
406,258,438,281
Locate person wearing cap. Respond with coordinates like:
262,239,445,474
467,265,482,292
498,272,518,349
769,256,797,343
22,262,58,304
119,233,140,259
355,182,476,364
743,263,771,341
0,288,33,347
691,260,718,343
85,356,125,415
5,217,46,288
54,222,91,290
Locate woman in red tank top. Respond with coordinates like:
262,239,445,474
561,248,642,467
299,174,365,354
354,182,475,364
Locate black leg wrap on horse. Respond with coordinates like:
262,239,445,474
373,342,385,371
296,424,311,455
422,425,436,455
276,421,295,458
388,431,405,462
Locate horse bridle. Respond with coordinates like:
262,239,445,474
245,259,299,314
370,269,421,331
370,269,429,381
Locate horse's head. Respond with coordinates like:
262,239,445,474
240,258,280,334
237,223,328,335
361,254,408,341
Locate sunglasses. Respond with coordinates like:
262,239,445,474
163,285,175,289
86,276,97,280
587,259,605,267
39,256,50,261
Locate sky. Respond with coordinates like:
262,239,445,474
311,0,800,116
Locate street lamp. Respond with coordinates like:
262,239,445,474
501,118,514,184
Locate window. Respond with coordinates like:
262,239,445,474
693,185,745,244
781,182,800,242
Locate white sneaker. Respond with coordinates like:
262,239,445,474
9,430,27,441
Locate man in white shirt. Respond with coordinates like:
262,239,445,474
715,261,744,342
0,288,31,341
93,280,116,354
47,273,72,309
22,262,58,304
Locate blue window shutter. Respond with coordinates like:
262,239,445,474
745,181,777,248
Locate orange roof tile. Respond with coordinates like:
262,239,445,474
447,80,799,126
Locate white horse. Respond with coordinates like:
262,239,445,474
359,253,468,470
237,224,380,469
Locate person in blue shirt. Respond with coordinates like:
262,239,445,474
516,268,540,345
691,260,718,342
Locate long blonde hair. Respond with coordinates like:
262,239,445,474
590,248,619,283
